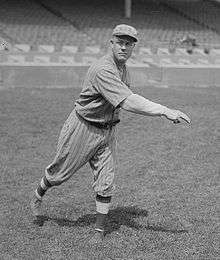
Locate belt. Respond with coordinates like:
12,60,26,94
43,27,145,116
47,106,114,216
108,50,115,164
76,111,120,129
88,119,120,129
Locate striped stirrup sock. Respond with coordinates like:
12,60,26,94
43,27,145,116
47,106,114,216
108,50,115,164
95,194,112,231
35,176,52,199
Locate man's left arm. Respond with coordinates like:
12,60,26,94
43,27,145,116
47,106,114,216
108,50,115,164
121,93,191,124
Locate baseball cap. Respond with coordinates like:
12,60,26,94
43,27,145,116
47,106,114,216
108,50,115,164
112,24,138,42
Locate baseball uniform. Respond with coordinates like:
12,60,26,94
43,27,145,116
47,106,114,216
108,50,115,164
45,53,133,197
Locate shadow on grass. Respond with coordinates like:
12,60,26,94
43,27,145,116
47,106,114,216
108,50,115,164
33,205,188,234
107,206,188,234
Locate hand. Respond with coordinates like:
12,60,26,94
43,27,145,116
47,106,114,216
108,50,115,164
164,108,191,124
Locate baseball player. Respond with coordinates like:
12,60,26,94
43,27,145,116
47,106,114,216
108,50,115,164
31,24,191,243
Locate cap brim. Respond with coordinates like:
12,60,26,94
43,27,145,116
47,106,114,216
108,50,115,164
113,33,138,42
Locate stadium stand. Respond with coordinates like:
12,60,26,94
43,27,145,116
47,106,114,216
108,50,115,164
0,0,220,88
0,0,93,50
41,0,220,48
161,0,220,45
1,0,220,52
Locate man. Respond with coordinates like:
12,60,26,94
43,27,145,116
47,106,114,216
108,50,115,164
31,24,190,243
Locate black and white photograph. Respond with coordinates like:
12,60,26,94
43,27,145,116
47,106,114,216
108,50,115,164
0,0,219,259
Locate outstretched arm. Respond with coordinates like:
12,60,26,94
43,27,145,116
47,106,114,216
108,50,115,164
121,94,191,124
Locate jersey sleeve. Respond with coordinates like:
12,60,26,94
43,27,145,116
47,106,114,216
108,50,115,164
94,68,133,108
125,67,131,88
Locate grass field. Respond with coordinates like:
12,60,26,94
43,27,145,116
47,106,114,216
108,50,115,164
0,85,219,260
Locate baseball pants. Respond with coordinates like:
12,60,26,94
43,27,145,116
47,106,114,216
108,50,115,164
45,109,117,197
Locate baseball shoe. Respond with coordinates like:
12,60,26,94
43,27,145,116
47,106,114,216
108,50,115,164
30,194,42,217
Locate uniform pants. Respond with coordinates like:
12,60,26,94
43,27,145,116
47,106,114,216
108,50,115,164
45,109,117,197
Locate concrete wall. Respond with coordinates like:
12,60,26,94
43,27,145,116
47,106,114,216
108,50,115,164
0,65,89,88
0,65,152,88
0,63,220,89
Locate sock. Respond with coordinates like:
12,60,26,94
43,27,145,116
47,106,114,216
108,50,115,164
95,194,111,232
35,176,52,200
95,213,107,232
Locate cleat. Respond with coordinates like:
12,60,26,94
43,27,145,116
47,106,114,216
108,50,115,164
33,215,48,227
30,194,42,217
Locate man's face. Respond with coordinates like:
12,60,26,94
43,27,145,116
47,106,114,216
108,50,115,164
110,35,135,63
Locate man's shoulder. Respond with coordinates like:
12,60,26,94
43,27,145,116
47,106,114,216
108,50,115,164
89,54,115,74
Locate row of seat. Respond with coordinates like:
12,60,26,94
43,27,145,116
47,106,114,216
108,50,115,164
0,0,220,48
1,43,102,53
42,0,220,45
0,0,93,46
1,50,220,67
2,42,218,56
165,0,220,34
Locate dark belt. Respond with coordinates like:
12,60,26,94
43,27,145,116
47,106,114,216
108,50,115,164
76,111,120,129
88,119,120,129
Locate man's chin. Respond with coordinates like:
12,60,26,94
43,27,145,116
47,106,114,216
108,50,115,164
117,56,128,62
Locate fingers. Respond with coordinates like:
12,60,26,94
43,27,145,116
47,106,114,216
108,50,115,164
172,111,191,124
173,119,181,124
179,113,191,124
165,109,191,124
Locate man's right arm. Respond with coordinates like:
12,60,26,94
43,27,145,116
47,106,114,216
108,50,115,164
121,93,191,124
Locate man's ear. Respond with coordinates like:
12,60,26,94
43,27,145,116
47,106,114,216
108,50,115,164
110,39,114,48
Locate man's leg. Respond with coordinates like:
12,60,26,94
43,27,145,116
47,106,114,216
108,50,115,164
86,194,112,243
95,194,112,232
30,109,105,218
30,176,52,216
89,134,116,241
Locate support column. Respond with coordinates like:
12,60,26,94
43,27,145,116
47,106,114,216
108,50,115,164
125,0,131,18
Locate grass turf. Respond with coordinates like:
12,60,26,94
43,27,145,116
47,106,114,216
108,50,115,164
0,86,219,260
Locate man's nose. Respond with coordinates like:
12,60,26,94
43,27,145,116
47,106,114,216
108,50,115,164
121,44,126,50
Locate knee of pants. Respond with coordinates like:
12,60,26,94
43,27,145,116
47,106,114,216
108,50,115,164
92,174,116,197
45,163,72,186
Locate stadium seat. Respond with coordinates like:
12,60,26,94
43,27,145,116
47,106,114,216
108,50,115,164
84,46,100,54
158,48,170,55
197,59,209,65
176,48,188,56
212,49,220,55
13,44,31,52
59,56,75,64
8,55,26,63
161,58,174,65
38,45,55,53
62,45,78,53
178,59,191,65
139,48,152,55
33,55,50,63
82,56,98,64
139,57,154,64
